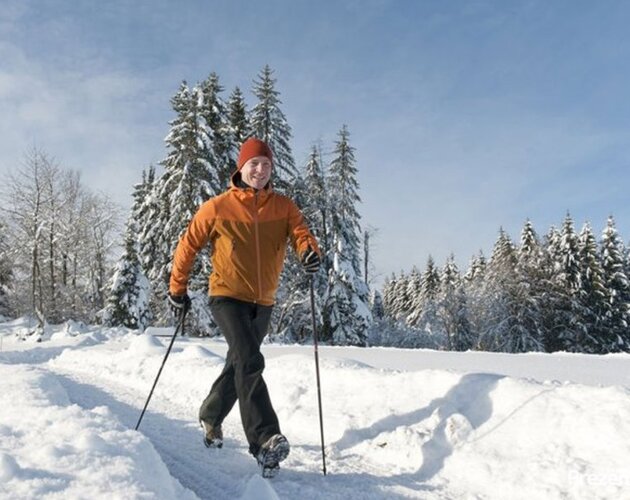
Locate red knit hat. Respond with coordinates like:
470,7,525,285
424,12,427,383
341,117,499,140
237,138,273,170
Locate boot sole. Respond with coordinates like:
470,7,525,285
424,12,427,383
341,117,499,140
259,436,290,478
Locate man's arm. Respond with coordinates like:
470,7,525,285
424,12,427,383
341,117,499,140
169,200,216,296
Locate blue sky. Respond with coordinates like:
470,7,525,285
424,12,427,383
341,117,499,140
2,0,630,285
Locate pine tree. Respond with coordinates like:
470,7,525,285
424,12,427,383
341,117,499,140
226,86,250,149
137,166,158,275
437,255,471,351
511,220,545,352
479,229,520,352
326,126,362,274
463,251,487,285
389,272,410,321
198,73,235,190
249,65,297,196
325,233,372,346
558,214,582,292
576,222,607,352
599,216,630,351
323,126,371,345
149,81,221,331
541,225,562,351
463,251,487,346
404,266,422,325
302,146,329,279
273,146,329,342
272,176,313,343
551,214,583,351
409,256,441,337
381,273,398,318
101,178,152,330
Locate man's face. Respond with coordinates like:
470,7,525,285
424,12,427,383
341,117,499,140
240,155,272,190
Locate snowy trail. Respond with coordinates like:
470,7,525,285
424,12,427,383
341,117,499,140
46,357,428,499
4,324,630,499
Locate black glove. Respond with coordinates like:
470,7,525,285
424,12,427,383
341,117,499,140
168,293,191,317
301,246,320,274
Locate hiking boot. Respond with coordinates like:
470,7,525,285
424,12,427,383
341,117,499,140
200,420,223,449
256,434,290,478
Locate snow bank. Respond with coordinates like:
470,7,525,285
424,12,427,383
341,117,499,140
0,364,196,499
264,354,630,500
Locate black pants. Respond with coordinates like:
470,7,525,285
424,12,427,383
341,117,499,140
199,296,280,455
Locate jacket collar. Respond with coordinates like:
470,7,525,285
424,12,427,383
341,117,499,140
229,170,273,201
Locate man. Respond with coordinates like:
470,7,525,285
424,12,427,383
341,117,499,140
168,137,321,477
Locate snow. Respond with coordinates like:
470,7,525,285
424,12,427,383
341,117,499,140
1,318,629,499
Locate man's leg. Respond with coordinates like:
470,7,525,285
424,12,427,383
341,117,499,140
198,349,238,426
198,298,240,427
209,297,280,455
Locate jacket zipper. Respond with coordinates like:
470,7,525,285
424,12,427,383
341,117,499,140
253,191,263,302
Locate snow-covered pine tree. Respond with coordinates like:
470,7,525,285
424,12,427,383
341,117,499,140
463,251,487,285
381,273,398,318
226,86,251,153
389,272,410,321
271,172,313,342
551,214,583,351
302,146,329,279
198,73,235,190
463,251,487,346
136,166,158,274
558,214,582,292
599,216,630,351
249,65,298,196
437,255,472,351
273,146,329,343
410,255,446,334
370,276,407,347
509,220,545,352
101,176,152,330
540,224,562,351
325,234,372,346
478,228,519,352
323,126,372,345
404,266,422,325
149,81,222,332
576,222,607,352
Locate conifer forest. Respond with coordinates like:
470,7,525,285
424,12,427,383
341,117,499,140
1,67,629,354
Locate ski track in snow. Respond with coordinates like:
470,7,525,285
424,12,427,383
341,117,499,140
45,363,430,500
37,338,456,499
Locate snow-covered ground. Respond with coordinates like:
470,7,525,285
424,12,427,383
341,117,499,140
1,317,629,499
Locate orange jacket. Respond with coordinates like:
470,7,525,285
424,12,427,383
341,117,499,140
169,179,320,306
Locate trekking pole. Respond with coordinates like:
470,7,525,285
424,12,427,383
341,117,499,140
135,309,186,431
310,276,327,475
